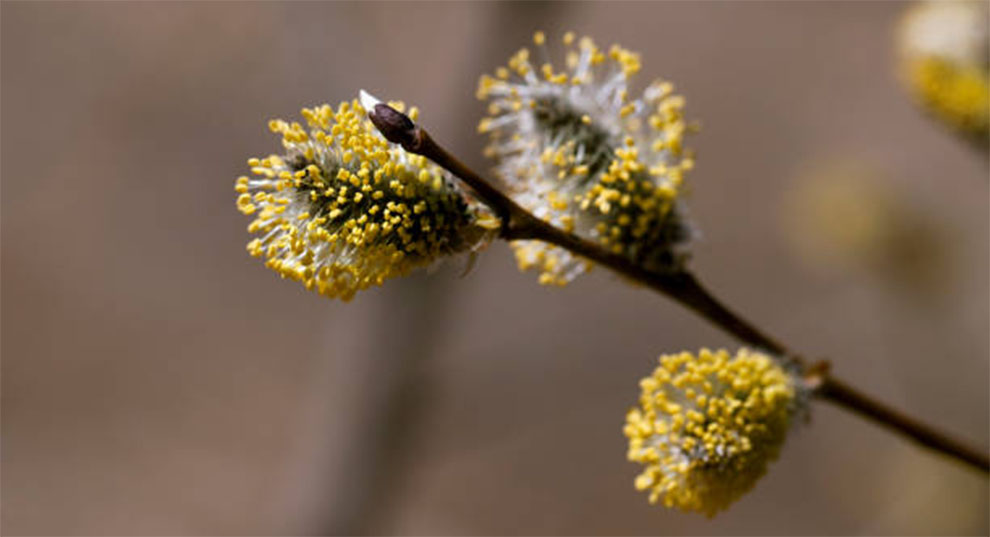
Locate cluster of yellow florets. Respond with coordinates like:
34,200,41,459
623,348,799,516
907,57,989,139
898,1,989,141
478,31,695,286
235,99,498,300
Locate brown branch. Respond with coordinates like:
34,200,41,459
818,375,989,472
368,102,990,474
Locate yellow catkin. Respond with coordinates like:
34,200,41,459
898,1,989,141
623,348,799,516
907,57,989,139
235,99,498,300
477,31,695,286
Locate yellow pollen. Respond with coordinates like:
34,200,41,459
624,348,796,516
235,98,499,300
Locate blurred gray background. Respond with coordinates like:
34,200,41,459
2,2,987,535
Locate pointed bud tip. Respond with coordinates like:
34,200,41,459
359,89,381,113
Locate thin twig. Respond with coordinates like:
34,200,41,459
818,375,989,472
368,103,990,473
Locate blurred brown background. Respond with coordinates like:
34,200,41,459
2,2,987,535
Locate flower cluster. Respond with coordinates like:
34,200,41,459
623,348,803,516
478,31,695,285
235,98,499,300
898,1,989,141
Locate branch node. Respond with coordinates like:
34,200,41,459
802,359,832,391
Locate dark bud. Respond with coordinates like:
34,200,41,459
369,103,417,148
